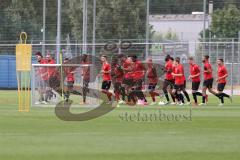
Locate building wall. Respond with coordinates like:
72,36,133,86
150,20,210,42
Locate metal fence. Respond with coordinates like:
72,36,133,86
0,41,240,95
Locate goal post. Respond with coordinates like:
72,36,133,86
31,63,101,107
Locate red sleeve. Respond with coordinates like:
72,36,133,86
207,63,212,70
195,65,200,73
223,67,228,75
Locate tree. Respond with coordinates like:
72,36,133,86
210,4,240,39
164,28,178,40
67,0,148,41
4,0,40,41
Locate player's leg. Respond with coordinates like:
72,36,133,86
114,82,121,101
172,84,181,102
207,78,219,98
177,85,185,105
135,79,147,105
182,80,191,104
216,83,231,105
120,83,126,102
192,82,201,105
169,80,176,104
162,80,170,103
101,81,113,103
149,83,159,105
200,79,209,105
82,80,89,103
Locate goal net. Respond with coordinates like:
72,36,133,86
31,63,101,107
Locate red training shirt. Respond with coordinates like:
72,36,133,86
114,64,124,82
133,60,146,81
217,65,228,84
190,64,201,82
165,61,174,80
102,63,111,81
147,67,158,84
173,65,184,85
203,62,213,80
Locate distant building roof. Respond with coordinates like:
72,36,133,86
150,14,210,21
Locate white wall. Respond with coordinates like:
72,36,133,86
150,20,210,42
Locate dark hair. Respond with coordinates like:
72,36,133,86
82,54,88,62
175,57,180,63
101,55,107,59
204,55,209,60
170,57,174,61
188,57,194,60
218,58,224,62
64,58,69,61
35,52,43,58
165,55,171,62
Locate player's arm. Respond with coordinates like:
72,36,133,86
217,69,228,82
101,65,111,74
172,73,183,77
189,68,200,79
165,64,172,73
189,73,200,79
204,65,212,73
172,71,183,77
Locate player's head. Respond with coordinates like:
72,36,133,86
165,54,171,62
131,55,137,62
63,58,69,63
188,57,195,65
101,55,107,63
203,55,209,63
175,57,180,65
147,58,153,67
82,54,88,62
35,52,43,61
46,54,53,62
127,56,133,63
217,58,224,66
112,58,118,66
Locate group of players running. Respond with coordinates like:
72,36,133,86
100,54,232,106
35,51,232,106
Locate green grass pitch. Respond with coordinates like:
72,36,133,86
0,90,240,160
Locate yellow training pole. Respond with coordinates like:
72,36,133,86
16,32,32,112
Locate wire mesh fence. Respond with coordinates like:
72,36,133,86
0,41,240,107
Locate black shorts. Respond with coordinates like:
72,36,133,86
122,78,134,87
114,82,122,93
203,78,213,89
192,81,200,91
217,83,226,92
163,79,174,89
148,83,157,91
66,81,74,87
184,80,186,88
174,84,184,91
83,79,89,88
102,81,111,90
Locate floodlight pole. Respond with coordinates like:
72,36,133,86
145,0,150,59
203,0,206,42
82,0,88,54
92,0,96,57
42,0,46,56
56,0,62,64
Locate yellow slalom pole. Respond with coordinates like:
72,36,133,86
16,32,32,112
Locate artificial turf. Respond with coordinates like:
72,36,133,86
0,90,240,160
